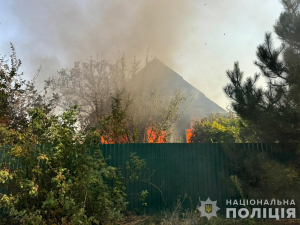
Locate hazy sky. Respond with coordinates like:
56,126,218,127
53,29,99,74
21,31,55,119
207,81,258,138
0,0,283,109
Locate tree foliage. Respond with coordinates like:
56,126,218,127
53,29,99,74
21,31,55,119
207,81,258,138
0,44,58,131
0,44,26,128
47,54,132,127
127,87,186,143
223,0,300,206
190,113,258,143
48,54,186,143
96,89,186,143
224,1,300,143
96,92,139,143
0,106,127,224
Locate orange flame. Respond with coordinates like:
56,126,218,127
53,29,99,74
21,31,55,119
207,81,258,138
101,136,115,144
186,121,196,143
186,128,192,143
147,127,166,143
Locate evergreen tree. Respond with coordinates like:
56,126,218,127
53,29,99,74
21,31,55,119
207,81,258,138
224,0,300,143
223,0,300,206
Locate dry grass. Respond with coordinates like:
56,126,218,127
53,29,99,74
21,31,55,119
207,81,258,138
120,196,300,225
120,196,276,225
121,214,300,225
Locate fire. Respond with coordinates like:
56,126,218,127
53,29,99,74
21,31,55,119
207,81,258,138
186,128,192,143
147,127,166,143
98,123,196,144
101,136,114,144
186,121,196,143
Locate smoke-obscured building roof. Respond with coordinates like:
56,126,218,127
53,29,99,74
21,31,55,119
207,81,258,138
128,58,225,118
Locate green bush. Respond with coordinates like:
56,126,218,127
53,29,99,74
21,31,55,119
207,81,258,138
190,113,258,143
0,106,127,224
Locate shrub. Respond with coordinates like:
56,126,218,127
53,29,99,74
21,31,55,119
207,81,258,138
0,106,127,224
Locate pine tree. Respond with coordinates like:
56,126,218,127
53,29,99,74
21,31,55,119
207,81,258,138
224,0,300,143
223,0,300,206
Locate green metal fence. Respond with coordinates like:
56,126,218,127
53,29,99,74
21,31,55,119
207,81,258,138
100,143,237,215
100,143,289,215
0,143,291,215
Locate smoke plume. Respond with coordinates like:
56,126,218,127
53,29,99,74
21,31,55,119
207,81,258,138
1,0,283,109
3,0,198,82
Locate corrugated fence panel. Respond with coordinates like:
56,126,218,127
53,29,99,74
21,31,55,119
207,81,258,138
99,143,241,215
0,143,294,215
